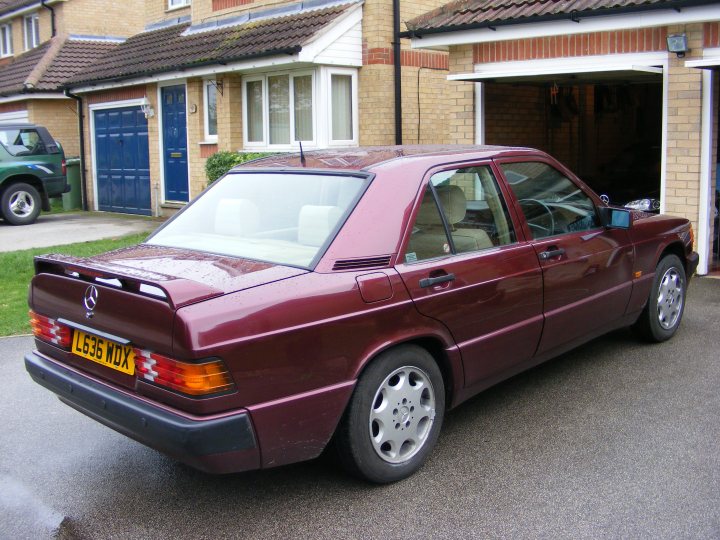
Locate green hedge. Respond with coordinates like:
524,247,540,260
205,151,270,185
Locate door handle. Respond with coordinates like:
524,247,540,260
539,247,566,260
419,273,455,288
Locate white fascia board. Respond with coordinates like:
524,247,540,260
411,5,720,50
0,0,60,23
71,54,302,94
686,48,720,67
0,93,69,103
448,52,668,80
298,3,362,65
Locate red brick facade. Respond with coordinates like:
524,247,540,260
0,101,27,113
199,143,218,158
473,28,668,63
363,46,448,69
86,86,146,105
212,0,252,11
704,22,720,47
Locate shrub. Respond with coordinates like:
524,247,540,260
205,151,270,185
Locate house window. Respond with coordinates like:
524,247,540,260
0,25,12,57
204,80,218,141
244,71,315,148
24,14,39,50
330,73,353,142
243,68,358,149
168,0,191,9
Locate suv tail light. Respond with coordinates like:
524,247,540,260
61,159,67,176
134,348,235,397
29,310,72,349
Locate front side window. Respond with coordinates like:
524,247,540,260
500,161,600,239
24,14,39,50
146,172,368,268
204,80,218,141
168,0,191,8
405,165,516,263
244,72,314,148
0,24,12,57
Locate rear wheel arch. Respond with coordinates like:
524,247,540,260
353,336,456,410
1,174,45,195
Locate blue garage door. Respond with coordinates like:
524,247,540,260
94,107,151,215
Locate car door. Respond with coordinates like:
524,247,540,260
496,157,635,357
395,163,544,389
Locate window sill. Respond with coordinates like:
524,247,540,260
199,140,218,145
165,3,191,13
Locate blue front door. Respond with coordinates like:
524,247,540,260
161,85,189,202
94,107,151,215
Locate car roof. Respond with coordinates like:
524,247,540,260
234,145,544,172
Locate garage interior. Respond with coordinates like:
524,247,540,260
482,73,662,207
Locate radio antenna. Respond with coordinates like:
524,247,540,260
299,140,306,167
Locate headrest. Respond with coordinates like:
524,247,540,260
435,185,466,224
298,205,342,247
214,199,260,236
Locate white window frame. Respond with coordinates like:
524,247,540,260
242,69,317,151
326,67,359,147
203,79,218,143
168,0,191,10
0,24,12,57
23,13,39,50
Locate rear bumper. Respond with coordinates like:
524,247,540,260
25,352,260,474
41,175,68,197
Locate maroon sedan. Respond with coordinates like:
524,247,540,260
25,146,698,483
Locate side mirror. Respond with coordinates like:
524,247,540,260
598,206,631,229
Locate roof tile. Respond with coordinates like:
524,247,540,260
408,0,676,33
67,2,356,87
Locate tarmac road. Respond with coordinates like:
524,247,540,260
1,278,719,539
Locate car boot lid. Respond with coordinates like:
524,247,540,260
34,244,308,309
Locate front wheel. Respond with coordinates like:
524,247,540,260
335,345,445,483
1,182,41,225
632,254,687,342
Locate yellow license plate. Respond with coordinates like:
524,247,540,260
71,329,135,375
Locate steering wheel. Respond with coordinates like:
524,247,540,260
518,198,555,238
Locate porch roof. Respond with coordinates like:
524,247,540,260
66,1,359,88
406,0,709,35
0,36,118,96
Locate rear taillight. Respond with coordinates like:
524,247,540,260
61,159,66,176
29,310,72,349
133,348,235,397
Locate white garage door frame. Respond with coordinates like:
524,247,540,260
0,110,29,124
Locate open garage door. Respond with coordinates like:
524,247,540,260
454,56,665,211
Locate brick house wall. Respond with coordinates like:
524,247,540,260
147,0,191,26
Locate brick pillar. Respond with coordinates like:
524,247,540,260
447,44,475,145
186,78,205,198
664,24,704,235
218,74,243,151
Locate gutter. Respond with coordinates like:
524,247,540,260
64,46,303,91
63,89,88,211
400,0,720,39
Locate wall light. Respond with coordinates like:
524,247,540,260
140,97,155,119
666,33,690,58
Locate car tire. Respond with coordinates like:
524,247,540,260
334,344,445,483
632,254,687,342
1,182,41,225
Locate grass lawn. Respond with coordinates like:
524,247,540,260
0,233,147,336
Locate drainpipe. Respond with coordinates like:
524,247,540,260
41,0,56,37
64,89,88,211
393,0,402,145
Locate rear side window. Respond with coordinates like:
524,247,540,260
0,128,47,156
404,165,516,263
500,161,600,239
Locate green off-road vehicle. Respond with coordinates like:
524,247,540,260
0,124,68,225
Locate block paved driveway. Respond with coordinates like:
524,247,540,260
1,278,719,539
